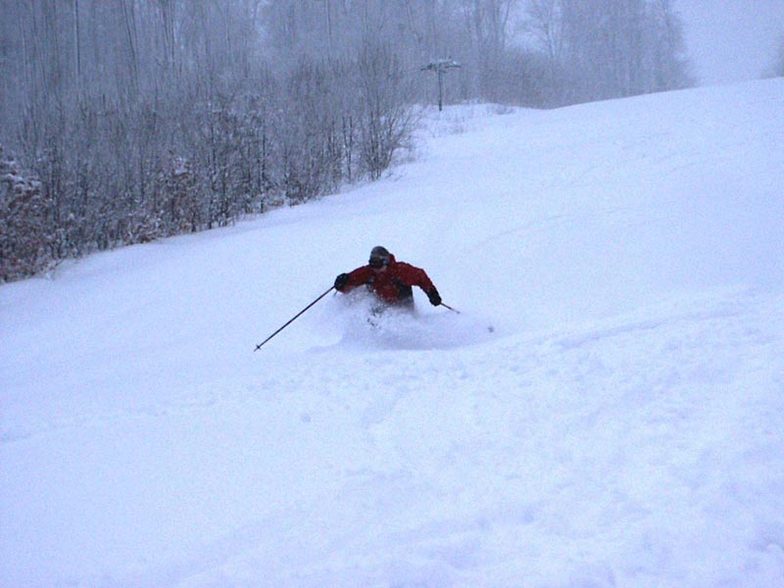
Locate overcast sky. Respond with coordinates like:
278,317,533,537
673,0,784,85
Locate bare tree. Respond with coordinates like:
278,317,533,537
461,0,517,98
523,0,691,104
0,0,696,282
526,0,564,63
355,42,417,179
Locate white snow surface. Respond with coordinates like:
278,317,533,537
2,80,784,587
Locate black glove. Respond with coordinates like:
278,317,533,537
427,287,442,307
334,273,349,291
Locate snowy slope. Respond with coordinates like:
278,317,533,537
2,79,784,587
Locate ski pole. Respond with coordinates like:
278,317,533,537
440,302,460,314
254,286,334,351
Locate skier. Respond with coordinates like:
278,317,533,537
334,246,442,310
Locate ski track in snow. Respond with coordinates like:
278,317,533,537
5,288,784,587
2,80,784,587
114,290,784,587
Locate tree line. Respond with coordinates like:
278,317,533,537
261,1,693,106
1,0,692,282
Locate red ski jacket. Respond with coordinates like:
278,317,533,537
337,254,436,305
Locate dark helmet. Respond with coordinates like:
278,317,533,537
369,246,391,268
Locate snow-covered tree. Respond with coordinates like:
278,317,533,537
0,145,53,281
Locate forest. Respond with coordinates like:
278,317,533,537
0,0,693,282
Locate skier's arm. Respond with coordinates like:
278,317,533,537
399,264,441,306
335,266,374,293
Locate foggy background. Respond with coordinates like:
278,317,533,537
1,0,782,284
674,0,784,84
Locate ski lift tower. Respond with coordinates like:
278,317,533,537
421,59,461,112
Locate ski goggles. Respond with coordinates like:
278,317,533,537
368,255,388,268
